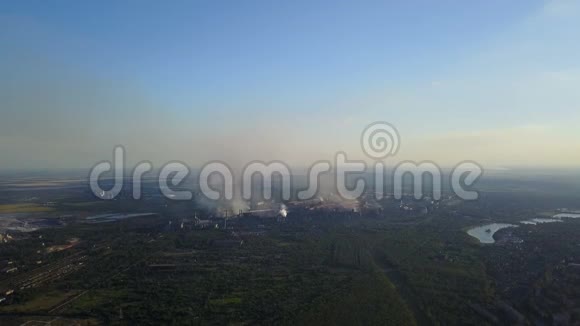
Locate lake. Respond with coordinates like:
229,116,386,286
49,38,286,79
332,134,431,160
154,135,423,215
467,223,518,244
553,213,580,219
520,218,563,225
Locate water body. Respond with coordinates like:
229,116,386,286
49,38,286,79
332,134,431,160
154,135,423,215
520,218,563,225
553,213,580,219
467,223,518,244
468,213,580,244
86,213,156,221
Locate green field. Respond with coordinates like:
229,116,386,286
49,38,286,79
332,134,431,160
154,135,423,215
0,204,54,213
0,290,79,313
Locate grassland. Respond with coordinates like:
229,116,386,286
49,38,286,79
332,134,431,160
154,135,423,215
0,289,80,313
0,204,54,213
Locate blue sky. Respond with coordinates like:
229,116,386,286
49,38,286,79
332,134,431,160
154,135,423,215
1,0,579,169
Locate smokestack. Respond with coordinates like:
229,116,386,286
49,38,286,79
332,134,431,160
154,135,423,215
279,204,288,218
